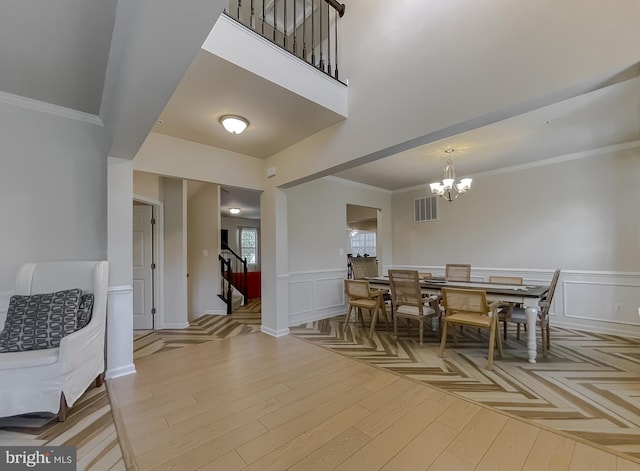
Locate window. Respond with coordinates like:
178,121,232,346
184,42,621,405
239,227,258,264
350,231,376,256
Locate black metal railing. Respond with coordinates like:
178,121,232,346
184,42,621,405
225,0,346,81
218,242,248,314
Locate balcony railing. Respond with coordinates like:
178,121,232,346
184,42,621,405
225,0,346,81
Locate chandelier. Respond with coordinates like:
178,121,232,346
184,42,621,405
429,149,472,202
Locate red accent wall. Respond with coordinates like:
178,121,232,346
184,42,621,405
231,272,261,299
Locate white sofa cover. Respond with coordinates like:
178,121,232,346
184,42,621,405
0,260,109,418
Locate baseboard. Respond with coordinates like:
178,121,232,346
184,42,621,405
160,322,190,329
552,319,640,340
289,306,347,327
202,309,227,316
105,364,136,379
261,325,290,337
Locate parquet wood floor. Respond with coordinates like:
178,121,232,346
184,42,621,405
290,314,640,462
0,384,126,470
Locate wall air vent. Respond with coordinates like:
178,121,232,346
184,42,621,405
414,196,438,222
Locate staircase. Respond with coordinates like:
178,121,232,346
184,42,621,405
219,242,248,314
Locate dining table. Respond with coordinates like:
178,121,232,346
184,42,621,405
367,276,550,363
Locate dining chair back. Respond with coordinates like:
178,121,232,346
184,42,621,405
489,276,524,340
439,287,502,370
488,276,523,285
388,270,440,346
350,256,378,279
445,264,471,282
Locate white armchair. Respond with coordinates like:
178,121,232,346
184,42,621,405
0,260,109,420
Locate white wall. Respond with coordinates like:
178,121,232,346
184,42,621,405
285,177,392,325
390,147,640,337
187,182,226,318
133,171,161,201
0,102,107,289
162,177,189,328
392,148,640,271
134,132,264,191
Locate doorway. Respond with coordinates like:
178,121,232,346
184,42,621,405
133,198,163,330
346,204,381,277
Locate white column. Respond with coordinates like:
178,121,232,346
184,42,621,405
106,157,136,378
260,186,289,336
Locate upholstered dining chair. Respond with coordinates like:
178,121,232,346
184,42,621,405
343,279,389,339
445,264,471,282
508,269,561,357
388,270,441,347
439,287,502,370
488,275,524,340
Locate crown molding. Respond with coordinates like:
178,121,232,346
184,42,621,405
393,140,640,194
471,140,640,179
0,90,103,126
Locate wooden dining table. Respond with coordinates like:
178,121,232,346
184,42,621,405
367,276,550,363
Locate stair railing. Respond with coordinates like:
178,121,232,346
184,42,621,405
218,254,234,314
219,242,249,312
225,0,346,81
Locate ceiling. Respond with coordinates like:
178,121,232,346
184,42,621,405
152,50,345,159
0,0,118,115
4,3,639,214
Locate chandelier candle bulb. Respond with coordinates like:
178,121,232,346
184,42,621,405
429,148,472,202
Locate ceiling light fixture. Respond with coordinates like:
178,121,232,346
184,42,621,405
219,115,249,134
429,149,472,202
229,208,241,215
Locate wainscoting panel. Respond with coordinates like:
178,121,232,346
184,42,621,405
106,285,136,379
288,280,314,316
385,265,640,338
288,269,347,326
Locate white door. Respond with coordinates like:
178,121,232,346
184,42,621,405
133,204,154,329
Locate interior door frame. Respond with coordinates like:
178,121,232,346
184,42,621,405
133,194,165,330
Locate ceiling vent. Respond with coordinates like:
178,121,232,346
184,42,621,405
414,196,438,223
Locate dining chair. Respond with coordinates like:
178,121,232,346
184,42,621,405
445,264,471,282
343,279,389,339
349,256,378,279
388,270,441,347
509,269,561,357
439,287,502,370
488,275,524,340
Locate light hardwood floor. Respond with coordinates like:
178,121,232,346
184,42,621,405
110,331,640,470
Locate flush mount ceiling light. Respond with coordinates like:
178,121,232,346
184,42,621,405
429,149,472,202
219,115,249,134
229,208,241,215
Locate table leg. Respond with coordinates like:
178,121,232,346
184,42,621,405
525,306,538,363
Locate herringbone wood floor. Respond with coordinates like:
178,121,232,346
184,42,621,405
290,313,640,461
0,384,126,470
